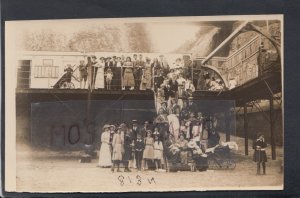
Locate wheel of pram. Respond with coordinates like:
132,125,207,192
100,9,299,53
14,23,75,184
60,81,75,89
208,158,218,170
226,159,236,169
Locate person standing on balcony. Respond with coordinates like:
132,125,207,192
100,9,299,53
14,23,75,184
133,54,144,90
78,60,87,89
91,55,98,90
140,57,153,90
86,56,93,90
159,55,170,76
123,57,135,90
94,57,105,89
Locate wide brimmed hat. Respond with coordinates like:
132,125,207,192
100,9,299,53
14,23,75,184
91,55,97,59
110,125,116,129
120,123,127,128
103,124,110,130
132,120,138,123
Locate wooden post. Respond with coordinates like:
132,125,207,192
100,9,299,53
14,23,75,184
270,97,276,160
225,110,230,142
244,102,249,155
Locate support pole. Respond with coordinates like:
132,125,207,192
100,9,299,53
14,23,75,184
225,110,230,142
270,97,276,160
244,102,249,155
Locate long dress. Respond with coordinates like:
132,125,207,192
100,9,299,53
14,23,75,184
94,62,105,89
123,62,135,87
143,137,154,159
167,114,180,141
153,141,164,160
112,133,124,161
98,131,112,166
140,63,152,90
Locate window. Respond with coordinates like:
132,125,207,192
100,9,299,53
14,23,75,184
34,59,59,78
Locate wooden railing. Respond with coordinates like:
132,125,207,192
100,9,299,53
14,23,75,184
195,35,262,87
33,66,60,78
225,35,261,85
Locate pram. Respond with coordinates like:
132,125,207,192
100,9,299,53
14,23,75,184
206,145,236,170
53,66,78,89
167,151,191,172
166,146,191,172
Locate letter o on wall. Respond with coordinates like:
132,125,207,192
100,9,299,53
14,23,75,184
68,124,80,145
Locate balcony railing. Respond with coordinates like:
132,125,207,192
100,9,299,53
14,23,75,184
33,66,60,78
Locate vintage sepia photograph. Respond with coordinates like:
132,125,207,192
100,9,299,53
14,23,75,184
5,15,283,192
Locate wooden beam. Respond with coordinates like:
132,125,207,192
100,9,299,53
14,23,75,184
269,97,276,160
225,110,230,142
244,102,249,155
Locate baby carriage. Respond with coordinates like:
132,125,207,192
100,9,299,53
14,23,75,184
206,144,236,170
166,145,191,172
53,66,77,89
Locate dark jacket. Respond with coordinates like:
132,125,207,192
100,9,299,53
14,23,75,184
168,79,178,97
135,139,145,152
123,133,133,161
253,138,267,162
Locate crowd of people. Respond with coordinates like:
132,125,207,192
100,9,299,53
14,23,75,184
63,54,228,91
97,94,226,172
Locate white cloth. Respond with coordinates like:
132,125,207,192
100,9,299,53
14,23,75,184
153,141,163,159
98,131,112,166
94,62,105,89
167,114,180,141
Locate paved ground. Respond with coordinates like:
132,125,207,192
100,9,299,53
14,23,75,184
16,134,283,192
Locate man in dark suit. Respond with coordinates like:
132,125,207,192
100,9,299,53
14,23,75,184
132,120,141,140
168,73,179,98
187,97,198,115
140,121,150,138
133,54,144,90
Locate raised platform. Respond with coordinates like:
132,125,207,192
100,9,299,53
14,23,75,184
16,71,281,105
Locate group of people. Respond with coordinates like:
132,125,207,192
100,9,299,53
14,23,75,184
97,95,223,172
76,54,193,90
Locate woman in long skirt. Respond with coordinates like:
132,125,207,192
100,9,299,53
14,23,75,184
140,57,152,90
111,127,124,172
98,124,112,167
123,57,135,90
94,57,105,89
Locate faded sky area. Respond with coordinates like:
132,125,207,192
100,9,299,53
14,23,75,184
146,23,201,53
12,18,223,54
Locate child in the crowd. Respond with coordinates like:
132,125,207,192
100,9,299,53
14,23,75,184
143,130,154,170
253,133,268,175
105,68,113,90
192,120,202,147
153,134,164,171
134,133,145,171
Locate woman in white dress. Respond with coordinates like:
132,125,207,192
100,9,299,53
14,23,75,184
98,124,112,167
94,57,105,89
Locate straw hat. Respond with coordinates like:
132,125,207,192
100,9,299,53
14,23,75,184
103,124,110,130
